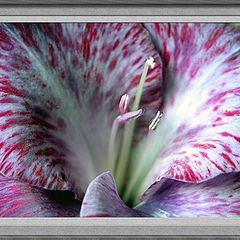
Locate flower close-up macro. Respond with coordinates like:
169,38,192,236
0,23,239,217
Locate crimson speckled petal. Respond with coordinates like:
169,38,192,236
136,172,240,217
80,172,142,217
0,173,80,217
141,23,240,199
0,24,163,193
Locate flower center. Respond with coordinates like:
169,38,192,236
107,57,162,207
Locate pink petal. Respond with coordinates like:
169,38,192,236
142,23,240,198
0,173,80,217
136,172,240,217
0,24,163,192
80,172,142,217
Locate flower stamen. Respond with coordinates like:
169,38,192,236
123,111,163,204
149,111,163,131
115,57,156,195
119,94,129,114
107,94,144,174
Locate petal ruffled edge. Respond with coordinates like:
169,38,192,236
80,172,143,217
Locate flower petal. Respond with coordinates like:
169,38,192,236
0,23,163,192
136,172,240,217
0,173,80,217
80,172,142,217
141,23,240,198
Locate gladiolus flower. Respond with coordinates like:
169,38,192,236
0,23,239,217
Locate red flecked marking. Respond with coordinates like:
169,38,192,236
229,210,240,214
183,165,199,181
92,46,97,56
60,70,66,79
132,56,142,66
223,66,240,74
210,160,225,172
204,28,223,50
0,86,26,98
220,132,240,142
0,97,17,103
200,151,209,159
35,166,43,177
213,105,220,111
190,62,201,79
214,117,222,122
205,87,240,106
163,41,170,65
223,110,240,117
129,74,141,88
0,30,14,51
48,44,58,68
35,147,57,157
83,40,90,62
220,144,232,153
0,116,57,131
180,24,189,44
193,143,216,149
155,24,161,35
220,152,236,168
0,64,10,71
96,73,103,84
0,79,10,85
139,39,145,46
228,55,238,62
112,39,120,51
0,110,14,117
124,29,131,39
4,163,13,175
108,58,117,72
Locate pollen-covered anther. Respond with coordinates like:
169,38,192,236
117,108,144,124
149,111,163,131
119,94,130,114
146,57,156,69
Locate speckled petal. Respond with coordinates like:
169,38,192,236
80,172,142,217
142,23,240,199
0,23,163,193
136,172,240,217
0,173,80,217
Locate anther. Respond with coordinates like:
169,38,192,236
117,108,144,124
149,111,163,131
119,94,129,114
146,57,156,69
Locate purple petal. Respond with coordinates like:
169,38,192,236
0,173,80,217
0,23,163,192
142,23,240,198
136,172,240,217
80,172,142,217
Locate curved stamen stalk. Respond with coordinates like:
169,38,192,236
115,57,156,194
108,108,144,174
123,111,163,204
